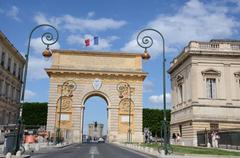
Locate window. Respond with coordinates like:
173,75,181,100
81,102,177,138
11,86,14,101
1,110,6,124
206,78,216,99
18,67,22,80
12,87,16,101
16,90,20,103
178,84,183,103
7,57,11,71
1,52,5,67
176,74,184,104
0,80,3,96
5,83,9,99
13,63,17,76
179,125,182,136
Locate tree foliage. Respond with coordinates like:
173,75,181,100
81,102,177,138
143,108,171,137
22,102,48,127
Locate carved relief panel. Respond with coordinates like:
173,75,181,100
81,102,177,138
118,98,134,134
56,96,73,128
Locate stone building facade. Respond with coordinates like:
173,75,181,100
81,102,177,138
168,40,240,146
46,50,147,143
0,31,25,127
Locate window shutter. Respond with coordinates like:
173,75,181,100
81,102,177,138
206,79,210,98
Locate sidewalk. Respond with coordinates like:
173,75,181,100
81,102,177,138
115,143,240,158
0,142,75,158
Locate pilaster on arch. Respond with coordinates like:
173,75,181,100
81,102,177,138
81,91,111,108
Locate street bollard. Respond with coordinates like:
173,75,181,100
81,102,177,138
207,143,211,148
5,152,11,158
16,150,21,157
146,147,150,152
144,147,148,152
24,143,30,151
137,146,141,150
160,150,165,156
35,143,40,151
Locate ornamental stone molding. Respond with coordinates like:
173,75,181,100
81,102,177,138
201,69,221,77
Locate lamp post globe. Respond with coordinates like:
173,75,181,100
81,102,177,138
42,48,53,60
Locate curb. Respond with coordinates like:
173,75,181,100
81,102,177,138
113,143,161,157
0,154,30,158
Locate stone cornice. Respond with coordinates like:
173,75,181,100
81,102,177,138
52,49,143,57
168,40,240,74
0,31,25,63
171,119,240,125
45,68,148,79
171,104,240,114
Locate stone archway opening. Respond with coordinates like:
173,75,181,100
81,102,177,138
82,92,109,142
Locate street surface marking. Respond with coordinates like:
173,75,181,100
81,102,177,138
89,146,99,158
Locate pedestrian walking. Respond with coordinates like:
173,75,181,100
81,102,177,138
172,133,177,143
211,131,220,148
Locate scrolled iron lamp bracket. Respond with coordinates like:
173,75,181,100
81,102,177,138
15,24,59,154
137,28,169,155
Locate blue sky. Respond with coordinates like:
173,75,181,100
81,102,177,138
1,0,240,134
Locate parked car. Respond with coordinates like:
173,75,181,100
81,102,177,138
98,137,105,143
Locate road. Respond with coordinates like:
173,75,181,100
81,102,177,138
30,143,158,158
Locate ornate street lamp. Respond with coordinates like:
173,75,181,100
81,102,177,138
137,28,168,155
15,24,59,153
56,80,77,144
117,82,132,143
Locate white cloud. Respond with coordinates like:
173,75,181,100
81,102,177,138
25,89,36,100
30,37,60,55
121,0,240,56
33,13,50,24
149,93,171,104
67,34,119,50
143,80,154,93
87,11,95,18
34,13,126,32
7,6,20,21
28,57,51,80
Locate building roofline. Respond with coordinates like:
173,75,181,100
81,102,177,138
168,39,240,74
0,31,25,63
52,49,144,57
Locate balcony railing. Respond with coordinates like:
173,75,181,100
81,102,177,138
189,41,240,52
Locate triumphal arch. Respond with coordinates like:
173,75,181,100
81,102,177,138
45,50,147,143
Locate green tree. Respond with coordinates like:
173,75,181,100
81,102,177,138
22,102,48,128
143,108,171,137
